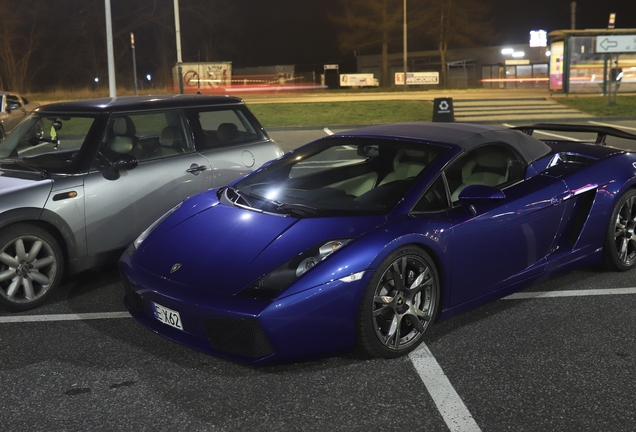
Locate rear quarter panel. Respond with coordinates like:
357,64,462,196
544,150,636,250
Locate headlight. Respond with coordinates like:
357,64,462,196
238,239,351,300
127,201,183,255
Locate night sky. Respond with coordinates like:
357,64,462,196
230,0,636,69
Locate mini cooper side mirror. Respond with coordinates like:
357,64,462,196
103,154,139,180
458,184,505,216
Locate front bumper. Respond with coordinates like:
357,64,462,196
118,252,368,365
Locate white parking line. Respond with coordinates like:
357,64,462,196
503,287,636,300
324,127,334,135
0,312,131,323
2,285,634,432
410,344,481,432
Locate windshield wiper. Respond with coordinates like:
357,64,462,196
277,202,323,217
225,186,254,206
0,160,49,177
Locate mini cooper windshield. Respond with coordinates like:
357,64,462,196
0,113,95,173
230,138,447,217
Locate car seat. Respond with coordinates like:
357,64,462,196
155,126,185,157
450,151,509,201
216,123,238,143
379,149,428,185
109,116,144,159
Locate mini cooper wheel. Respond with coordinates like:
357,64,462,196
603,189,636,271
0,224,63,312
357,246,439,358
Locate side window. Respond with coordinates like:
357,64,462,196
6,95,21,109
95,110,192,167
413,176,448,212
195,108,259,149
445,144,525,203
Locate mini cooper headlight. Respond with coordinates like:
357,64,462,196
238,239,351,300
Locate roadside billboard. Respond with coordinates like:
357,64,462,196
549,41,564,91
173,62,232,90
395,72,440,85
340,74,378,87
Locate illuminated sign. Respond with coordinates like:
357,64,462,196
340,74,377,87
505,59,530,65
395,72,439,85
529,30,547,47
595,35,636,53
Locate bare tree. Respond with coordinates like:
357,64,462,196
427,0,495,86
333,0,494,88
0,0,51,92
332,0,404,87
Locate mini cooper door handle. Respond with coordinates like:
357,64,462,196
186,164,207,175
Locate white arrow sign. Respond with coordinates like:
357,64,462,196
596,35,636,53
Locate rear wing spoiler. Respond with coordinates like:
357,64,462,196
512,123,636,145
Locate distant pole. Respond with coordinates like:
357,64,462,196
174,0,184,94
570,2,576,30
105,0,116,97
403,0,407,91
131,33,138,95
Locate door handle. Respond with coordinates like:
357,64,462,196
186,164,207,174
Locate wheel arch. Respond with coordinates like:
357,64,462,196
0,207,79,273
367,234,448,315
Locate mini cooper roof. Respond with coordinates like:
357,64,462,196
336,122,552,164
36,94,245,114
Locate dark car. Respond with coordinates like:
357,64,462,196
0,94,283,311
0,92,40,140
119,122,636,365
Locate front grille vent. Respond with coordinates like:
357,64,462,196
123,283,143,312
203,317,274,359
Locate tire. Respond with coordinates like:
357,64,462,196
0,224,64,312
357,246,440,358
0,127,5,142
603,189,636,271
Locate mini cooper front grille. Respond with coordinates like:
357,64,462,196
203,317,274,359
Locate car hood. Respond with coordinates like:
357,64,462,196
0,172,53,211
133,202,384,296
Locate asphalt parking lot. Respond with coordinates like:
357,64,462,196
2,119,636,431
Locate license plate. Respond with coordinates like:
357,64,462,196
152,302,183,331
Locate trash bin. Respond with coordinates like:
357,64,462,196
432,97,454,122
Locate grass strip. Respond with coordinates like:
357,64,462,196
248,100,434,127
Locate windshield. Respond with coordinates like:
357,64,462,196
231,137,447,217
0,113,95,173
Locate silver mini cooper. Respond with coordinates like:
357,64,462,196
0,94,283,311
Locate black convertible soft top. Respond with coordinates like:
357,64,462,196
339,122,552,164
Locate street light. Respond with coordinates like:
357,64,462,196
131,32,138,95
403,0,407,91
104,0,116,97
174,0,184,94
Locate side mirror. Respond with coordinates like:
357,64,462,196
458,184,505,216
6,103,19,113
103,154,139,180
